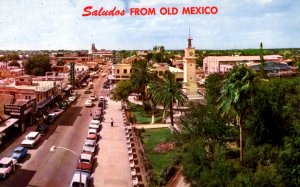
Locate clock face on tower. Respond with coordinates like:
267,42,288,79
189,51,194,56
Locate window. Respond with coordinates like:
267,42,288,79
124,69,127,74
130,69,132,73
117,69,120,74
25,96,31,100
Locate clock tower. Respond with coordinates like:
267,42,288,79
183,31,198,97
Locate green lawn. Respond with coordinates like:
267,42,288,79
142,128,175,177
129,102,163,124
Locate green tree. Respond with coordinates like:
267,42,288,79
205,73,224,106
130,60,155,108
24,54,52,76
218,64,257,162
8,60,20,67
111,80,132,103
149,71,187,126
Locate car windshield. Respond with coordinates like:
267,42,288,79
14,150,22,153
0,163,8,168
27,137,36,140
72,182,84,187
81,159,90,163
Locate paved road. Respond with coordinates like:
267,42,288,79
0,69,110,187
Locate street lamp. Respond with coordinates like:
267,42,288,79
50,145,82,186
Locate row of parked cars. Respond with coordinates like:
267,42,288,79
69,114,103,187
0,93,78,180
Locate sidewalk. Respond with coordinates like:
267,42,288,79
93,97,132,187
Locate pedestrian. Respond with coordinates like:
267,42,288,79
111,118,114,127
90,111,92,116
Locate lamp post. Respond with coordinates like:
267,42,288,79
50,145,82,186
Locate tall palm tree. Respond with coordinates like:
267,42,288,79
130,60,155,108
149,71,188,127
218,64,256,162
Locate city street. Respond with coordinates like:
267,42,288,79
0,69,110,187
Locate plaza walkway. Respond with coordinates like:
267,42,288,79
93,97,133,187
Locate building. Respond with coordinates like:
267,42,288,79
110,62,184,82
183,33,198,98
203,55,284,74
0,76,60,116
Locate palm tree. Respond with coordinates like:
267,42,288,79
149,71,188,127
130,60,155,108
218,64,256,162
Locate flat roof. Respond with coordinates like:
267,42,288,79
0,118,19,133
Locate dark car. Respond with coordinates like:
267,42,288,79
10,146,28,162
36,124,48,135
47,113,57,124
60,100,69,110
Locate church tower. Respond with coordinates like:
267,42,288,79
183,30,198,97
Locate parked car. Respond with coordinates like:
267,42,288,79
89,123,100,132
89,95,96,101
47,113,57,124
82,139,97,155
68,96,77,103
69,170,90,187
0,157,16,179
76,152,94,172
53,108,64,116
84,89,91,94
88,129,97,136
60,101,69,110
92,113,102,121
85,100,93,107
86,133,98,142
21,131,42,148
81,82,87,87
36,123,48,135
10,146,28,162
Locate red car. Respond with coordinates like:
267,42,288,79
86,133,98,142
76,153,94,172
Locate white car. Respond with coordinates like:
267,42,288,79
85,100,93,107
0,157,17,179
21,131,42,148
82,139,97,155
68,96,77,103
89,123,100,131
88,129,97,135
69,170,90,187
89,95,97,101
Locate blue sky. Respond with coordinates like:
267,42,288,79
0,0,299,50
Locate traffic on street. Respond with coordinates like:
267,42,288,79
0,67,111,187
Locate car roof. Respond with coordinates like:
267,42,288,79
0,157,13,164
26,131,39,137
91,120,100,123
87,134,97,138
85,139,96,144
72,171,90,183
88,129,97,133
80,153,92,160
14,146,25,151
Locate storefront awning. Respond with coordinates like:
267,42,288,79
37,97,53,109
0,118,19,133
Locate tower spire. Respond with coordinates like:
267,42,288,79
188,27,192,48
